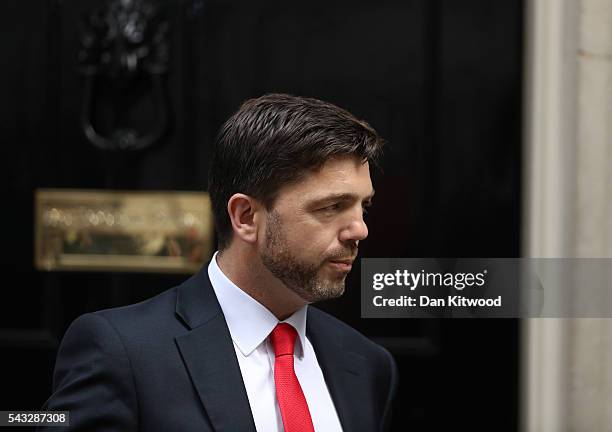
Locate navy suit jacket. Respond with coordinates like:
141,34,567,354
41,266,398,431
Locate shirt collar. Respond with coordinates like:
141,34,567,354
207,251,308,358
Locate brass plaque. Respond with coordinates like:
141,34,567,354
35,189,214,273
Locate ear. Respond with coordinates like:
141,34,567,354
226,193,262,245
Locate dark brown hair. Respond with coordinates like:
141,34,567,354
208,93,384,250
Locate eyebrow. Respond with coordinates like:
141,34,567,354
306,189,375,207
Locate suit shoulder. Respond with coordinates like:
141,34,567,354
70,285,184,345
94,286,177,324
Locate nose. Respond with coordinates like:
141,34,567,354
339,214,369,243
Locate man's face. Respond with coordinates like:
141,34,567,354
259,156,374,303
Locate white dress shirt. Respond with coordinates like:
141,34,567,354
208,252,343,432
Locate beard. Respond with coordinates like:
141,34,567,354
260,210,353,303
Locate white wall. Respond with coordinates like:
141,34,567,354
523,0,612,430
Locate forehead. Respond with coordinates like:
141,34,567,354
276,156,373,204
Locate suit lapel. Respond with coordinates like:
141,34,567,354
307,310,370,432
174,268,256,432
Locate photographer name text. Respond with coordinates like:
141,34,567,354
373,295,502,307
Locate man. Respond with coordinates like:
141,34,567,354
41,94,398,431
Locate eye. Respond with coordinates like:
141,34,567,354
321,203,341,212
362,201,373,215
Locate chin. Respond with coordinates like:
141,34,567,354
315,281,346,301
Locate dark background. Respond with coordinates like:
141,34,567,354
3,0,523,430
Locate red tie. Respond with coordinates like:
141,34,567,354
269,323,315,432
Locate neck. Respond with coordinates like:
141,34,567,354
216,245,307,320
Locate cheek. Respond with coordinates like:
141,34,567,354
304,231,341,260
283,212,342,252
286,223,335,252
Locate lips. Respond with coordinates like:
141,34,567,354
328,258,354,271
330,259,353,265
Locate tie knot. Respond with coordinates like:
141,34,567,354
270,323,297,357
